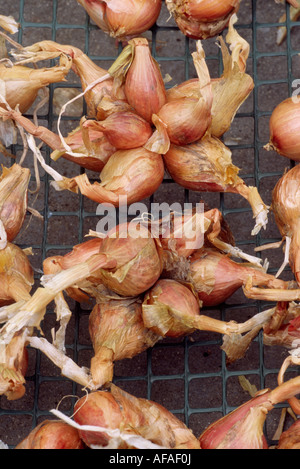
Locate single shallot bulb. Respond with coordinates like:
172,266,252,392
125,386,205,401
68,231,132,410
76,0,162,40
89,298,160,387
0,242,34,306
166,0,241,39
67,147,164,207
277,419,300,449
145,40,212,154
0,164,30,242
110,37,167,123
142,278,239,337
163,135,269,235
265,97,300,161
44,222,164,298
82,111,153,150
73,384,201,449
0,107,115,172
199,375,300,449
271,164,300,284
188,247,289,307
15,420,85,449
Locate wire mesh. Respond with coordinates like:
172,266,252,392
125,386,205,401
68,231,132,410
0,0,300,448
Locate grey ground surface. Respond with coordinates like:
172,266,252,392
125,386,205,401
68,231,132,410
0,0,299,448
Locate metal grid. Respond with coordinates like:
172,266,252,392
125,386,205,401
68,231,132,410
0,0,300,448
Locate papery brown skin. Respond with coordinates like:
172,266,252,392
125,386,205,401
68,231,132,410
74,384,201,449
124,37,167,123
166,0,241,39
77,0,162,40
0,164,30,242
83,111,153,150
15,420,85,449
89,299,160,387
272,164,300,285
277,419,300,449
73,147,164,207
264,307,300,349
267,97,300,161
189,247,288,307
0,242,34,305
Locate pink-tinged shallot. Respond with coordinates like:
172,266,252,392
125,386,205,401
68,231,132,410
82,111,153,150
73,384,201,449
188,247,292,307
265,97,300,161
145,41,212,154
199,375,300,449
76,0,162,40
163,135,269,235
68,147,164,207
166,0,241,39
15,420,85,449
0,242,34,306
109,37,167,123
89,298,160,387
270,164,300,284
0,107,115,172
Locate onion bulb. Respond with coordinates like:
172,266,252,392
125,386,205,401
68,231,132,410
166,0,241,39
199,375,300,449
76,0,162,40
163,135,269,235
188,247,290,307
73,384,201,449
89,298,160,387
15,420,85,449
265,97,300,161
271,164,300,284
67,147,164,207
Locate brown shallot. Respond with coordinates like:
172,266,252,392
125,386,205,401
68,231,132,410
265,97,300,161
163,135,269,235
15,420,85,449
0,163,30,242
76,0,162,41
71,384,201,449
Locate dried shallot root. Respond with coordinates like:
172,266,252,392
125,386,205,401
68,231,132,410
166,0,241,40
76,0,162,41
163,135,269,236
15,420,85,449
0,163,30,243
166,15,254,139
60,383,201,449
89,297,160,388
265,97,300,161
199,374,300,449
